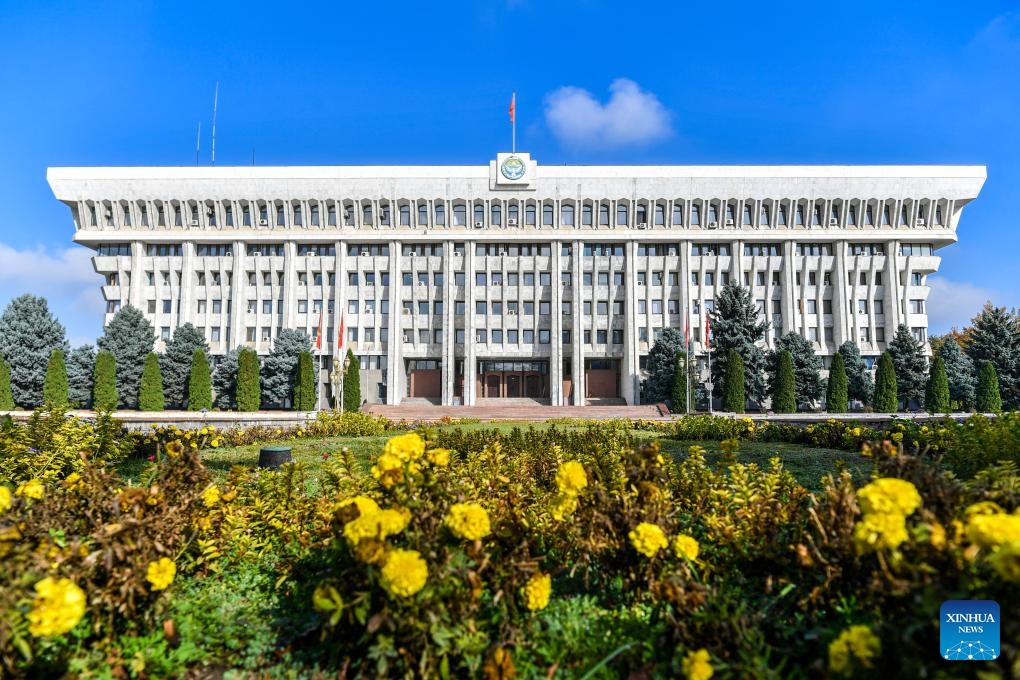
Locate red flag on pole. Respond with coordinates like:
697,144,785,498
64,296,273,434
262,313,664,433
337,312,345,351
684,318,690,346
315,312,323,351
705,313,711,348
509,92,516,124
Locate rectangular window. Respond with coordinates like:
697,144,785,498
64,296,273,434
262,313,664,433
874,299,885,314
523,329,535,344
858,299,869,314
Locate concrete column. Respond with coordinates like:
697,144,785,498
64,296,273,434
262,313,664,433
441,239,455,405
571,239,584,404
622,240,639,404
283,241,297,331
229,240,245,352
832,240,848,348
129,241,144,311
179,241,194,329
780,240,796,336
463,241,477,405
550,240,563,404
386,241,402,404
887,239,901,332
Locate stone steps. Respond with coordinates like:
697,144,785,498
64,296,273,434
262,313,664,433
364,403,666,422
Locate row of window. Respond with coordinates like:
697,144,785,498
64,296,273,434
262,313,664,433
92,198,947,231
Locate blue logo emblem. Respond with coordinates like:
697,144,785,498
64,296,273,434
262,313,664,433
940,600,999,660
500,156,526,180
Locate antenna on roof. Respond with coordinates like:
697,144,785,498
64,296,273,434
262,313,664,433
195,121,201,165
211,82,219,165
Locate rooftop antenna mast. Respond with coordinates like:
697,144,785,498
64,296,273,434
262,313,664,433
211,82,219,165
195,121,201,165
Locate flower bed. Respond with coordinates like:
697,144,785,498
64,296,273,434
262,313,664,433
1,415,1018,677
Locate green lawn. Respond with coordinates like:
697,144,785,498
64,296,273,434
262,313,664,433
118,424,869,494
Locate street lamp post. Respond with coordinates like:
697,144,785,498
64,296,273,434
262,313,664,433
330,353,351,411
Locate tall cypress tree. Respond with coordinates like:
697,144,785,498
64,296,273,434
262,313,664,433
772,350,797,413
0,355,13,410
826,352,849,413
67,345,96,409
161,323,210,409
138,353,165,411
976,361,1003,413
709,283,768,403
924,355,950,414
888,324,928,410
873,352,898,412
293,351,316,411
343,348,361,412
93,351,118,411
838,341,874,407
671,351,691,414
187,349,212,411
939,338,976,411
236,348,261,411
767,332,824,409
96,305,154,409
212,347,240,410
0,294,70,408
43,349,69,407
966,303,1020,409
722,348,746,413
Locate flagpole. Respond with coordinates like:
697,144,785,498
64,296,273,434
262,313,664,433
686,326,691,415
511,91,516,154
706,315,713,415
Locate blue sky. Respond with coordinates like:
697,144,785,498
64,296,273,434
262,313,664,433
0,1,1017,346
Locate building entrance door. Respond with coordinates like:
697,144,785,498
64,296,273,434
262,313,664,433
506,374,521,398
477,360,549,399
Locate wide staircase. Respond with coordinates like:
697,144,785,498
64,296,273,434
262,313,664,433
365,401,668,422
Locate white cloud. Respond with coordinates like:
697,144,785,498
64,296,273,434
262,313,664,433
0,243,105,347
544,78,673,149
926,276,1013,333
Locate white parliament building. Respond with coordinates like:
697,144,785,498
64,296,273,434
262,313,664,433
47,154,986,407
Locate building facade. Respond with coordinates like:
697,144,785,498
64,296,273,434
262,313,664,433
48,156,986,407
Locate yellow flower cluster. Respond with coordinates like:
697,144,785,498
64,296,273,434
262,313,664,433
27,577,86,638
201,484,221,508
426,447,451,467
384,432,425,462
344,508,409,546
681,648,714,680
522,572,551,611
673,534,700,562
555,461,588,495
551,460,587,522
629,522,668,558
380,548,428,597
853,478,920,553
16,479,44,500
828,625,881,676
341,495,380,517
444,502,491,541
0,486,11,514
964,502,1020,582
146,557,177,591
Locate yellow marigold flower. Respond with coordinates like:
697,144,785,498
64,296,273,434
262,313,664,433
629,522,668,558
210,439,220,448
194,515,212,532
522,572,551,611
555,461,588,496
829,625,880,676
988,540,1020,582
16,479,44,500
426,448,451,467
340,495,380,518
383,432,426,462
0,486,11,514
550,493,578,521
854,512,909,552
681,648,714,680
857,478,921,517
201,485,221,508
221,488,237,503
851,427,862,437
344,508,409,545
964,501,1004,518
445,502,491,541
27,577,86,637
380,548,428,597
927,522,947,550
966,512,1020,549
673,534,700,562
146,557,177,591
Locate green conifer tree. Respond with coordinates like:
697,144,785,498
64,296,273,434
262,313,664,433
0,355,13,410
976,360,1003,413
722,348,746,413
138,353,165,411
293,351,316,411
43,349,69,407
924,355,950,414
0,294,69,408
874,352,899,412
96,305,154,409
826,352,849,413
772,350,797,413
236,348,261,411
187,349,212,411
93,351,118,411
343,349,361,412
